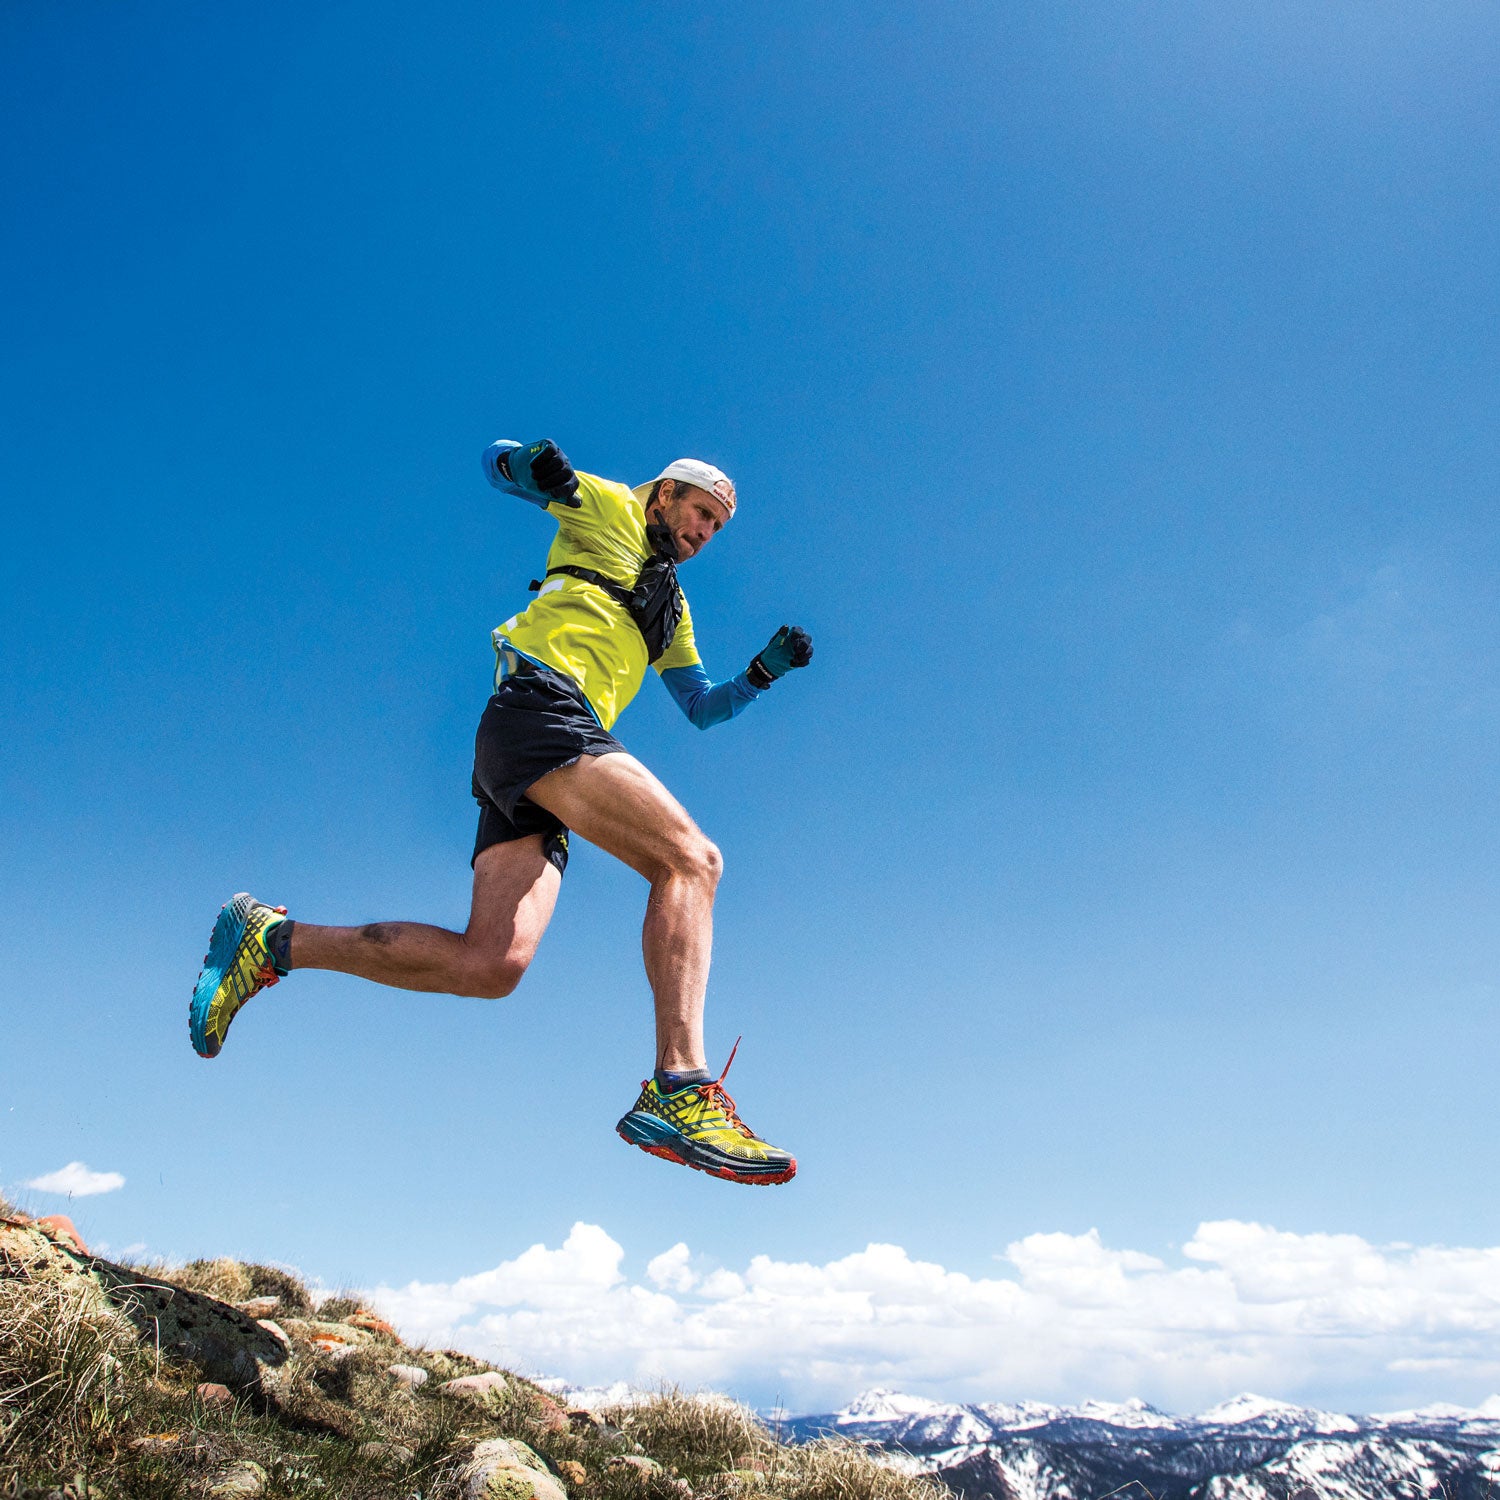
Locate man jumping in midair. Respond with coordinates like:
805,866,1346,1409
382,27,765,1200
189,439,812,1185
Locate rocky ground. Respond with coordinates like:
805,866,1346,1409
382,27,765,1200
0,1205,939,1500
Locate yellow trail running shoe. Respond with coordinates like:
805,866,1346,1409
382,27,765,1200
189,893,288,1058
615,1043,796,1185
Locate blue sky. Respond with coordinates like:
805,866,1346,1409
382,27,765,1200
5,1,1500,1412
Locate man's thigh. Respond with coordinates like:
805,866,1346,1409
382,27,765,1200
467,834,564,961
525,752,703,881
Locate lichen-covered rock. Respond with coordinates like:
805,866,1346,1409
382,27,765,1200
556,1460,588,1487
280,1317,373,1352
464,1438,569,1500
92,1261,289,1394
207,1459,269,1497
0,1216,288,1398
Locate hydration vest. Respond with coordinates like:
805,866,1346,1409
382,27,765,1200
529,518,683,663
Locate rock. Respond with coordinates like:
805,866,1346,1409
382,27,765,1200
207,1460,269,1498
129,1431,183,1453
346,1307,398,1338
441,1369,510,1405
196,1381,235,1408
567,1407,627,1441
463,1438,569,1500
388,1362,430,1388
282,1317,373,1351
532,1390,571,1432
555,1460,587,1487
360,1440,416,1467
609,1455,664,1477
235,1296,281,1319
257,1319,291,1347
607,1458,691,1498
34,1213,90,1257
0,1218,288,1408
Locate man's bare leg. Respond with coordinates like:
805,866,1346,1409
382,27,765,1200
525,751,719,1072
288,836,562,998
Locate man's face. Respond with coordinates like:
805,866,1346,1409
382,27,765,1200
652,480,731,560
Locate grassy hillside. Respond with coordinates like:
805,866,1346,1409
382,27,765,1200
0,1201,943,1500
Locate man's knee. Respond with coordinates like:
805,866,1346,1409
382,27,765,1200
466,950,531,1000
661,832,722,891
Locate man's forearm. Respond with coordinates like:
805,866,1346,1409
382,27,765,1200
660,662,762,729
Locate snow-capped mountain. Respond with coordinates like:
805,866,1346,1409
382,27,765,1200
785,1388,1500,1500
1195,1392,1360,1435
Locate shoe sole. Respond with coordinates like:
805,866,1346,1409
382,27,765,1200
616,1111,797,1186
189,893,256,1058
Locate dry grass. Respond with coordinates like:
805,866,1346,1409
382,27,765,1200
773,1439,948,1500
605,1388,778,1483
0,1274,146,1476
157,1259,313,1316
0,1247,946,1500
603,1390,945,1500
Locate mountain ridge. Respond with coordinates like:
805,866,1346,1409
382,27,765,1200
781,1386,1500,1498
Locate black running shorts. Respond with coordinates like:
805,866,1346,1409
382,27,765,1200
470,661,625,872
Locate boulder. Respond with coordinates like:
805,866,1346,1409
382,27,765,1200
0,1217,289,1405
464,1438,569,1500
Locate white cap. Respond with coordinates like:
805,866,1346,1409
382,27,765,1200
631,458,737,518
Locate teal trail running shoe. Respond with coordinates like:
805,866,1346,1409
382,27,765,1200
190,893,287,1058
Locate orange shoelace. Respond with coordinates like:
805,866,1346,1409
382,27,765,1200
695,1037,755,1138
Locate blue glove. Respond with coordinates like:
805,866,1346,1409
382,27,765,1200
501,439,581,508
746,625,813,688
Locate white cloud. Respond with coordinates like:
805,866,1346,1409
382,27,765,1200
366,1219,1500,1414
24,1161,125,1197
647,1243,698,1293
